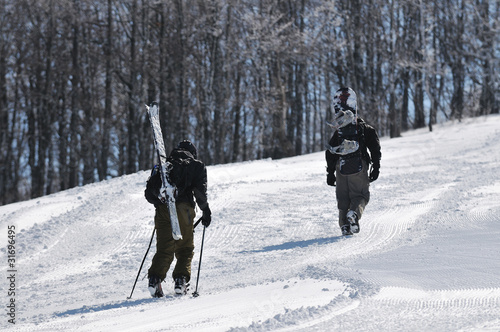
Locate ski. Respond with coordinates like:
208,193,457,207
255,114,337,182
146,102,183,240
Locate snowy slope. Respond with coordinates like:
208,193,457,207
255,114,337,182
1,115,500,332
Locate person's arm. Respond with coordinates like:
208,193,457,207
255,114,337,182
325,132,339,186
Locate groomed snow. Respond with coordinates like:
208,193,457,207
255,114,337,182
1,115,500,331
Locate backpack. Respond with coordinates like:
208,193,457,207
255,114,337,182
167,149,194,198
144,149,194,205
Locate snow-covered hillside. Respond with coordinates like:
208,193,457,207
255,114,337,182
2,115,500,332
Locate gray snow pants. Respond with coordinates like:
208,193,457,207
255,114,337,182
336,160,370,228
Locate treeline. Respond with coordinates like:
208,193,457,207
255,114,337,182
0,0,498,205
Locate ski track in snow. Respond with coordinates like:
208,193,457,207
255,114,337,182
1,115,500,331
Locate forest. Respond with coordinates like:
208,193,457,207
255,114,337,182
0,0,498,205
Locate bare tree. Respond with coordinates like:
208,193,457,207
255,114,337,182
1,0,499,205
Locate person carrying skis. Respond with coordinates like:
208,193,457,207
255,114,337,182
147,140,212,297
325,87,381,236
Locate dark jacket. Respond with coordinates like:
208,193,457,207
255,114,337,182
168,148,208,210
325,117,381,172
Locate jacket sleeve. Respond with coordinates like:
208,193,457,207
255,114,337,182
325,132,339,173
192,161,209,210
364,125,381,167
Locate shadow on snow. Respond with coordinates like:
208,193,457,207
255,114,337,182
241,236,344,253
54,296,174,317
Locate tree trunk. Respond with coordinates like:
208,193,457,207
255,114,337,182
99,0,113,180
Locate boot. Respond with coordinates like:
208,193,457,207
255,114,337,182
174,276,189,295
347,210,359,233
341,225,353,236
148,275,164,298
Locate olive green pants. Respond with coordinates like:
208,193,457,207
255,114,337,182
336,161,370,228
148,202,195,282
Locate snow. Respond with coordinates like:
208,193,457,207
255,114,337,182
2,115,500,332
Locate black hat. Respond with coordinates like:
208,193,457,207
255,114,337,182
177,140,197,159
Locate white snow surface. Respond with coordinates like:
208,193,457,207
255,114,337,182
2,115,500,331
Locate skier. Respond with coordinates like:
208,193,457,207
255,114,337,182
325,87,381,236
147,140,211,297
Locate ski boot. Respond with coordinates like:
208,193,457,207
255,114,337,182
174,276,189,295
148,275,164,298
347,210,359,233
341,225,353,236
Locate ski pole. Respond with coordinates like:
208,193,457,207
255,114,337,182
192,224,206,297
193,217,203,230
127,227,156,299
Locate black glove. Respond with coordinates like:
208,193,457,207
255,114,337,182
369,164,380,182
201,206,212,227
327,168,336,186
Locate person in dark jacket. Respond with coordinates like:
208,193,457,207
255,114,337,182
148,140,211,297
325,87,381,236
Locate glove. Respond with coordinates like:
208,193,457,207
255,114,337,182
201,206,212,227
369,164,380,182
327,168,336,186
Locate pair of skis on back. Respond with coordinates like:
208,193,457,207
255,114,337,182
146,102,182,240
